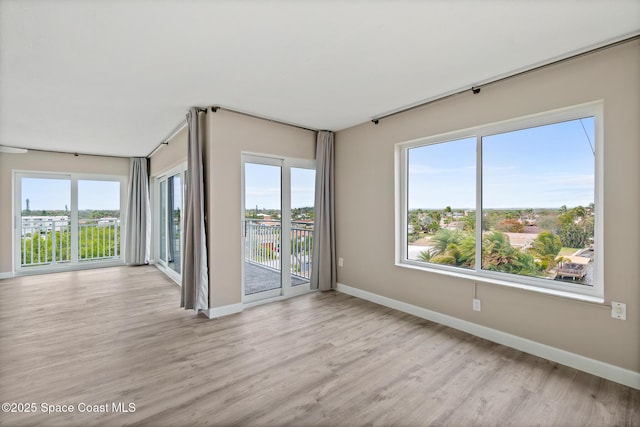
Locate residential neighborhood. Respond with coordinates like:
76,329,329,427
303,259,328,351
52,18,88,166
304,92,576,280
408,204,595,285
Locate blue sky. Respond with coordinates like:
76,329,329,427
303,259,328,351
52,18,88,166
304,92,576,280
408,117,595,210
244,163,315,210
21,165,313,213
22,117,593,214
408,136,476,210
21,178,120,211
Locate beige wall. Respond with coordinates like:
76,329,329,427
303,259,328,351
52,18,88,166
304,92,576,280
149,126,188,177
0,150,129,273
334,40,640,372
207,110,316,307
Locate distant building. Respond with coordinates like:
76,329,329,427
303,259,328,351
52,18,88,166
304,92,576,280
21,216,70,236
504,232,539,250
98,217,119,226
444,221,465,231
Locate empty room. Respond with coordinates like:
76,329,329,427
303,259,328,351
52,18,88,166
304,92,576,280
0,1,639,426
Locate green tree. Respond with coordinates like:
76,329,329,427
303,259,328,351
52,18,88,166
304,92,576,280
482,231,537,275
558,223,590,248
530,231,562,270
418,250,432,262
430,229,463,255
536,212,560,234
424,221,440,233
573,205,586,219
429,210,442,224
462,215,475,233
495,218,524,233
423,229,475,268
482,210,503,231
457,234,476,267
557,206,593,248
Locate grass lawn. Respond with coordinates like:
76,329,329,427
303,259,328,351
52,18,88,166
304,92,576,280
558,247,580,257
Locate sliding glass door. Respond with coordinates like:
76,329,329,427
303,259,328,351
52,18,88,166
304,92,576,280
290,167,316,286
18,175,72,268
14,172,125,272
243,159,283,301
242,154,315,303
78,180,122,262
156,164,186,283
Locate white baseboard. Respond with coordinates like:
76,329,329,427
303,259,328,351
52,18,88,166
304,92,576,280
203,303,244,319
337,282,640,390
0,271,14,279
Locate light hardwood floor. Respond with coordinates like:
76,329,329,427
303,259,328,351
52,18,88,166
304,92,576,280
0,266,638,426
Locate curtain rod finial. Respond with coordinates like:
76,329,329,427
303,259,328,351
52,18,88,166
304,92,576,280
472,86,481,94
211,106,219,113
372,119,379,125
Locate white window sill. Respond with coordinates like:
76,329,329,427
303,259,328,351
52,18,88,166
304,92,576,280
395,261,605,305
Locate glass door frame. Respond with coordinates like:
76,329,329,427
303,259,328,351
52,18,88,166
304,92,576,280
13,170,126,274
241,154,315,304
154,162,187,285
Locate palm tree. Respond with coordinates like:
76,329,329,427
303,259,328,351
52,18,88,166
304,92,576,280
457,235,476,267
418,250,432,262
424,229,475,268
482,231,519,272
429,210,442,226
482,231,538,275
530,231,562,270
430,229,462,255
573,205,586,219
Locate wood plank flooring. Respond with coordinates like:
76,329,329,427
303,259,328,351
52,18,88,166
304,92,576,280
0,266,638,426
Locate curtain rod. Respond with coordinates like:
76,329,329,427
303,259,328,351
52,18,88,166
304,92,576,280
146,107,208,158
211,106,320,133
371,34,640,125
0,146,129,159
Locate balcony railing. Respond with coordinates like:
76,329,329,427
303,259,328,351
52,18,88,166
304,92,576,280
78,219,121,261
244,220,313,280
20,217,120,267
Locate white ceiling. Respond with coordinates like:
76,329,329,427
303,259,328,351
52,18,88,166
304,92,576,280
1,1,639,157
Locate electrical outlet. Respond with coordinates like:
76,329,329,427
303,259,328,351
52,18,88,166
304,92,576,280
473,298,481,312
338,257,344,267
611,302,626,320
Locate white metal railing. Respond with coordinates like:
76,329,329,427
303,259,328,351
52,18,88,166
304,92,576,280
21,217,71,266
290,222,313,279
245,220,313,280
78,218,121,261
20,216,120,267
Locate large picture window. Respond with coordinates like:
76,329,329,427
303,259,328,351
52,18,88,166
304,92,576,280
397,103,603,299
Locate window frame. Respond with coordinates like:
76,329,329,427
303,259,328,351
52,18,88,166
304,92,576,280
395,101,604,301
154,162,187,285
240,153,317,305
13,170,127,274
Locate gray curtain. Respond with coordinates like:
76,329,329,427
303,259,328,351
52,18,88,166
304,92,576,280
181,108,209,312
310,131,336,291
124,157,151,265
